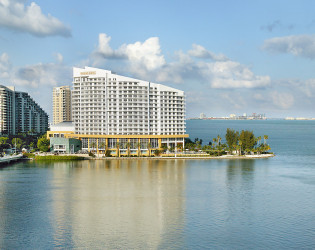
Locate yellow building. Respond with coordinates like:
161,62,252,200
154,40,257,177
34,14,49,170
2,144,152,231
53,86,72,125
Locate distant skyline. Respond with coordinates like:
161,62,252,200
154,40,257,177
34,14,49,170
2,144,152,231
1,0,315,119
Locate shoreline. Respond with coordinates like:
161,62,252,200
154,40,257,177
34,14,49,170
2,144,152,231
33,153,275,160
91,154,275,160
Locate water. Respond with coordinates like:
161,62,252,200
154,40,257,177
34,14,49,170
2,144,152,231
0,120,315,249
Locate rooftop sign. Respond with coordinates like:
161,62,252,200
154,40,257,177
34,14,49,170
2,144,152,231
80,71,96,76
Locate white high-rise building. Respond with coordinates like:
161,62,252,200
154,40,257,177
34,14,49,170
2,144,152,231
72,67,186,136
52,66,188,156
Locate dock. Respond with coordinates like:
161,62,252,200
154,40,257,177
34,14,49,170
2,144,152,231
0,154,25,166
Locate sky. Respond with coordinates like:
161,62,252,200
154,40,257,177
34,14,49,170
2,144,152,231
1,0,315,119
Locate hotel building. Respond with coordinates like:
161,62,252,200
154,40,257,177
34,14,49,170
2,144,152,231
53,86,72,125
0,85,49,135
48,67,188,156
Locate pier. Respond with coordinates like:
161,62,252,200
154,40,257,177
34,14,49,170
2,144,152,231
0,154,25,166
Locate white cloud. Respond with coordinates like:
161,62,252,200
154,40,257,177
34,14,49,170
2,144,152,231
0,52,11,78
271,91,294,109
14,62,70,87
0,52,70,88
94,33,165,77
92,34,270,89
262,35,315,59
200,61,271,88
0,0,71,37
188,44,228,61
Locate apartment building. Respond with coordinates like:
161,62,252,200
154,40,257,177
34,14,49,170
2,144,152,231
0,85,49,135
48,67,188,156
53,86,72,124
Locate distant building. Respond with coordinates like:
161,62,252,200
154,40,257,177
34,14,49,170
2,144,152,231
0,85,48,135
53,86,72,125
200,113,206,119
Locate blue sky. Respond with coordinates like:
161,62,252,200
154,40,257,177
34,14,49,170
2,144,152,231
1,0,315,119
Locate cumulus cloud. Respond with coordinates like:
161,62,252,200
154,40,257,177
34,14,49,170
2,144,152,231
0,0,71,37
262,35,315,59
92,34,270,89
0,52,71,87
200,61,271,88
13,62,70,87
188,44,228,61
93,33,165,77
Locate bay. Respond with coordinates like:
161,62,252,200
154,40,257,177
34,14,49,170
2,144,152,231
0,120,315,249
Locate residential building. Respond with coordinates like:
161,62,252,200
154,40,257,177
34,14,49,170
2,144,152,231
48,66,188,156
53,86,72,124
0,85,49,135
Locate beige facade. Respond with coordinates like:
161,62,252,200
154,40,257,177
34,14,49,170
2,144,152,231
53,86,72,125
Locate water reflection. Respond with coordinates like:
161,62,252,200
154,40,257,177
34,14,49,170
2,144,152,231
50,159,186,249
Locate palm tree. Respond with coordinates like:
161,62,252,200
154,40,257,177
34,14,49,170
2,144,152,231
100,142,106,156
90,142,97,154
238,141,243,155
147,142,151,157
136,142,141,157
217,135,222,146
126,142,131,157
212,138,217,149
116,142,120,157
264,135,268,145
257,136,261,145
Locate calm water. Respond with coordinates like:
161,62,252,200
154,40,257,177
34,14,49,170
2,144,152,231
1,120,315,249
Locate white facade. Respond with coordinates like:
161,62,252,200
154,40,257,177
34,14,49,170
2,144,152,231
72,67,186,136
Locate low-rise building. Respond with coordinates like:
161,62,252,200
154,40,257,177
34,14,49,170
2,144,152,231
50,137,82,154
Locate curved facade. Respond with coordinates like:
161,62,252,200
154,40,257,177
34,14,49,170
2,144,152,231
49,67,188,155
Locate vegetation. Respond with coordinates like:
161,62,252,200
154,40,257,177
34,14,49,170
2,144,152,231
88,151,96,157
35,155,85,161
37,135,50,152
184,128,271,156
105,149,111,157
23,153,35,158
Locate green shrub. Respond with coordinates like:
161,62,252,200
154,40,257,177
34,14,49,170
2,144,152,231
23,153,35,158
105,149,111,157
88,151,95,157
35,155,85,161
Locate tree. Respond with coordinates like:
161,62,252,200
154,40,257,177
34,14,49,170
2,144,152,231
225,128,239,154
116,143,120,157
161,144,168,153
12,138,23,150
126,142,131,157
264,135,268,145
100,142,106,156
147,142,151,157
90,142,97,154
239,130,256,154
136,142,141,157
154,149,162,156
0,137,9,152
37,136,50,152
0,137,8,145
